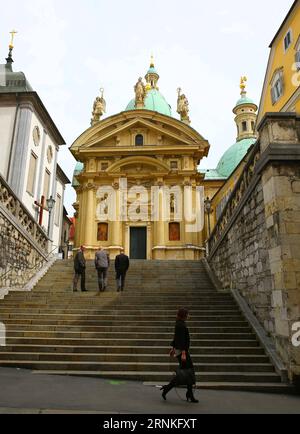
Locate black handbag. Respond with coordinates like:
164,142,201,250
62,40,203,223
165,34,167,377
175,368,196,386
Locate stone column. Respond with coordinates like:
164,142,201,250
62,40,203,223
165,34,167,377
111,187,123,258
147,223,152,260
257,113,300,386
124,223,130,257
153,186,165,260
183,182,195,260
82,183,96,257
157,189,165,246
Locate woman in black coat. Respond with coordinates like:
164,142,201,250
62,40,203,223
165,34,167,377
161,308,198,403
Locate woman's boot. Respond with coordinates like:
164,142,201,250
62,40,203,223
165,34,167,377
186,386,199,403
161,379,177,401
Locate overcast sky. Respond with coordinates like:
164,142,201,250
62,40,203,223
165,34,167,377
0,0,294,214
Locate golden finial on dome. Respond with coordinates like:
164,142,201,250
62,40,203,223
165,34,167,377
240,76,247,94
9,29,18,49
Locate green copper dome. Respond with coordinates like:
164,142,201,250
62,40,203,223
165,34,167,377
125,89,172,117
72,162,84,188
216,138,256,178
235,96,255,107
147,66,158,75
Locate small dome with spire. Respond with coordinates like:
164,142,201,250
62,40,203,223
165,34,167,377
125,57,172,117
203,76,258,180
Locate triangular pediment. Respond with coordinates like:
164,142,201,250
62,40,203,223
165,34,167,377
70,110,209,154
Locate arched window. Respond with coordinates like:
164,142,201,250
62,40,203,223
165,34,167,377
135,135,144,146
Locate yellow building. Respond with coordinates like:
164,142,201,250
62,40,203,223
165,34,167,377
71,61,210,260
258,0,300,123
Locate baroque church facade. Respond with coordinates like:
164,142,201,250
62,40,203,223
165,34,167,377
71,60,211,260
71,61,258,260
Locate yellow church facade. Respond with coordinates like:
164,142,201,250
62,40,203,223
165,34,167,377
71,63,210,260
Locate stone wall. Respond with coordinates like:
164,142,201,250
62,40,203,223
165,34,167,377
208,113,300,385
209,179,274,335
0,175,49,290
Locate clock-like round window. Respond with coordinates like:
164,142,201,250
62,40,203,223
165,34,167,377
33,126,41,147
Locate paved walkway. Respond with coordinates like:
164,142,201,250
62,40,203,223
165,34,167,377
0,368,299,414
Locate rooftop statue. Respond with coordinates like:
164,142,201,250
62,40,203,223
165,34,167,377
177,88,190,124
91,88,106,126
134,77,146,109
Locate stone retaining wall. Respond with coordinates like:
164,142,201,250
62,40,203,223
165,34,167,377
208,113,300,385
209,178,275,335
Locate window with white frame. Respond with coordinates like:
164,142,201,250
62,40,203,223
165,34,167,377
26,152,38,196
284,29,292,51
271,69,284,105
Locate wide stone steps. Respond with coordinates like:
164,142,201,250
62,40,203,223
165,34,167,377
2,325,252,334
0,317,246,325
4,337,260,347
3,331,257,340
0,351,269,364
0,345,266,356
0,313,247,322
0,259,286,392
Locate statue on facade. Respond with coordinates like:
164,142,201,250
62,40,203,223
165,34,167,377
91,89,106,126
177,88,191,124
134,77,146,109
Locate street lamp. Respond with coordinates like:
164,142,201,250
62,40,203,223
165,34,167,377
47,196,56,238
204,197,213,238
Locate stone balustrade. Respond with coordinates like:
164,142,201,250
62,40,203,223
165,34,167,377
0,175,49,289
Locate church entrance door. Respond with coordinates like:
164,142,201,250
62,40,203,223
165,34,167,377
130,227,147,260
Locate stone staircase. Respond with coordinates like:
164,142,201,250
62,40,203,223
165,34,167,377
0,260,291,392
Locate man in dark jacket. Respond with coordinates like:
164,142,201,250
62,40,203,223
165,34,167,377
73,246,87,292
115,250,130,292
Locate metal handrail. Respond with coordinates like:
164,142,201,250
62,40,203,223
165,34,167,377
0,245,59,282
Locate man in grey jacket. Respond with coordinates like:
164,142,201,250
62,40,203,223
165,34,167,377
95,247,110,292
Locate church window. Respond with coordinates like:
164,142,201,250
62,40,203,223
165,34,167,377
135,135,144,146
97,223,109,242
284,30,292,51
26,152,38,196
242,121,247,132
251,121,255,132
169,222,180,241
